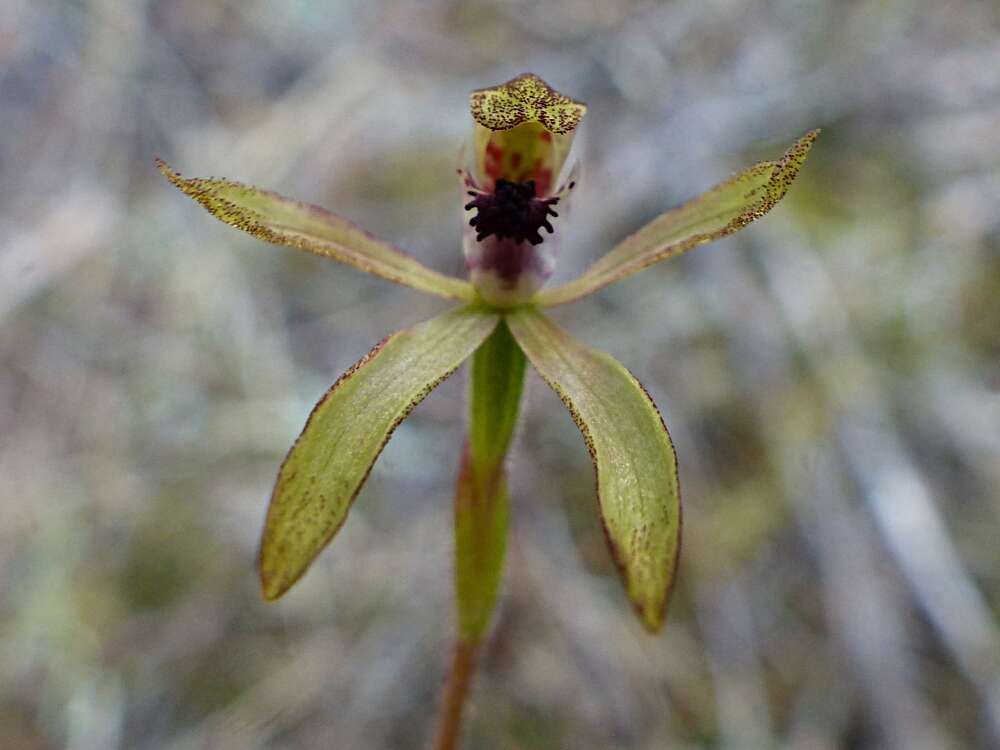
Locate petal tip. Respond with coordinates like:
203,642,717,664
155,157,180,184
639,607,665,633
777,129,821,171
260,578,284,602
258,549,289,602
259,538,303,602
763,129,820,205
155,158,197,198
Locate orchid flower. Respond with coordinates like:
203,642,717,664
159,73,816,749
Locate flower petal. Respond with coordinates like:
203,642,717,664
157,159,475,301
259,306,499,600
537,130,819,306
506,308,681,631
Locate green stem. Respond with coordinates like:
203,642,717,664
432,319,526,749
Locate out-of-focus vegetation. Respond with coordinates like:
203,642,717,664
2,1,999,748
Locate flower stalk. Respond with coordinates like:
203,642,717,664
431,640,478,750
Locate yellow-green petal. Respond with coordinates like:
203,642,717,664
157,159,475,301
537,130,819,306
260,306,499,600
506,308,681,632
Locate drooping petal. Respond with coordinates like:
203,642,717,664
157,159,475,302
259,306,499,600
470,73,586,196
537,130,819,306
506,308,681,632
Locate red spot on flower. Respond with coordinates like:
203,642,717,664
532,163,553,197
485,141,504,181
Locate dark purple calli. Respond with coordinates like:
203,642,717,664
465,179,558,246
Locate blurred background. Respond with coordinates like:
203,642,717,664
2,1,999,748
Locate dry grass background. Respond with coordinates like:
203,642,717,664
2,1,999,748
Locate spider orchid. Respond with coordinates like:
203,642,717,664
160,72,816,748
